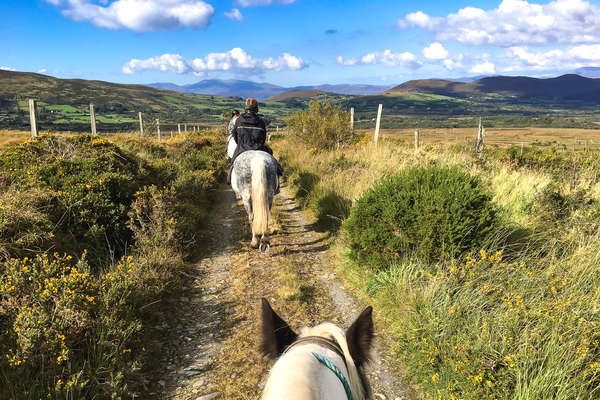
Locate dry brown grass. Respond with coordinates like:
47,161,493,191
0,130,30,146
358,127,600,149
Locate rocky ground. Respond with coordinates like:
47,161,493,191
153,184,417,400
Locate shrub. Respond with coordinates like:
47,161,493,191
344,165,498,267
0,131,226,398
285,101,353,150
0,135,154,267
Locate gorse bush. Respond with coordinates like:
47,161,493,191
285,101,353,150
0,135,153,268
0,131,225,398
344,165,498,267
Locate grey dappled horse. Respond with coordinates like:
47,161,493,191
231,150,279,250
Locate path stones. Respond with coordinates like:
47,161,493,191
195,392,219,400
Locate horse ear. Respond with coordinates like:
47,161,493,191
260,298,298,359
346,306,374,367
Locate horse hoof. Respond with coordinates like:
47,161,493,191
259,242,271,254
251,238,259,248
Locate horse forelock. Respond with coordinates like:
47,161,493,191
299,323,370,400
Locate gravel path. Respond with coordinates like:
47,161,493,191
155,184,416,400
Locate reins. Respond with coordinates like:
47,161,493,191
282,336,346,361
282,336,355,400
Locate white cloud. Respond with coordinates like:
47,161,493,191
0,66,16,71
45,0,214,32
337,50,421,69
470,61,496,74
398,0,600,46
568,44,600,61
224,8,243,21
423,42,448,60
123,48,307,75
37,68,48,73
504,45,600,71
123,53,189,74
235,0,296,6
335,56,358,66
443,54,465,70
398,11,442,29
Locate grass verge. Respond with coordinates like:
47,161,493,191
0,131,226,398
272,134,600,400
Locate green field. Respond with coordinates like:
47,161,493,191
3,70,600,133
0,70,298,132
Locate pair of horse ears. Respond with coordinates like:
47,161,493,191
260,298,374,367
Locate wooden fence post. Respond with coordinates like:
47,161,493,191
476,117,485,157
178,124,181,135
184,123,187,132
350,107,354,131
414,129,419,152
373,104,382,145
138,112,144,137
28,99,38,138
156,119,161,141
170,130,173,138
89,104,97,135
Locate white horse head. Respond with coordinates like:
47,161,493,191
260,298,374,400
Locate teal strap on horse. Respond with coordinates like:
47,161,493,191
311,352,355,400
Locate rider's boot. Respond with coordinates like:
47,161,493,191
226,164,233,185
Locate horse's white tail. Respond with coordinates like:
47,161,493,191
251,156,269,237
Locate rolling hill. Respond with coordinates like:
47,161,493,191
0,71,295,131
387,74,600,102
266,89,331,102
2,70,599,132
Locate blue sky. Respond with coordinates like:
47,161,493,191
2,0,600,86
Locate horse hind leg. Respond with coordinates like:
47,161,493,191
251,234,259,249
259,233,270,253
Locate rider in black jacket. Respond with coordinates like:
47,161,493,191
227,98,283,185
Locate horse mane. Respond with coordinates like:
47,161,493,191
299,322,369,400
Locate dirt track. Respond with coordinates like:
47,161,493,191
156,184,416,399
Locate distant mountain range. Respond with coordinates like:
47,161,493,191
147,79,393,99
148,68,600,99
